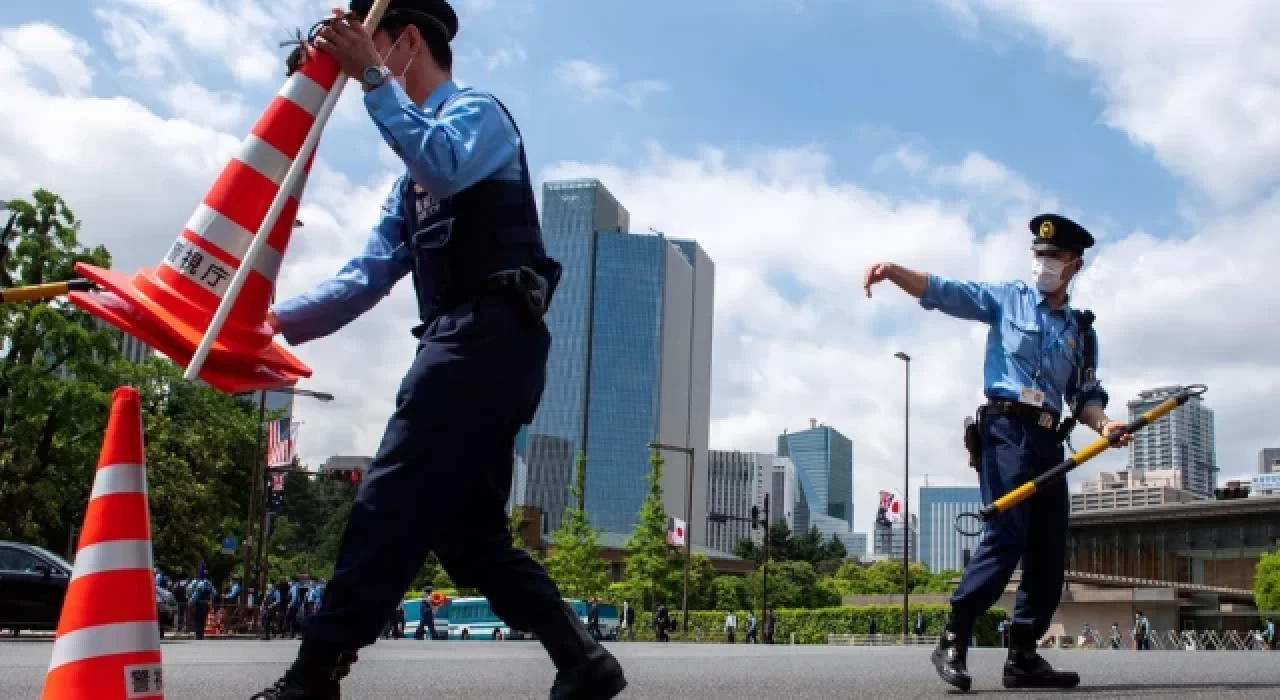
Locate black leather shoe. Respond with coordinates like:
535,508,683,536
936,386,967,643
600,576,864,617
540,602,628,700
931,620,972,692
549,647,628,700
1003,624,1080,689
250,640,356,700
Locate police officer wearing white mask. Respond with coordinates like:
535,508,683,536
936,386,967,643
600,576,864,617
864,213,1133,692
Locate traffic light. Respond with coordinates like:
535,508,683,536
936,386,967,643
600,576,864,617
750,505,760,528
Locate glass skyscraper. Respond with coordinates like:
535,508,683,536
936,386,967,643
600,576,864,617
526,179,713,539
777,422,856,551
919,486,983,572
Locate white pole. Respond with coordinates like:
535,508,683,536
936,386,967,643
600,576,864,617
184,0,393,383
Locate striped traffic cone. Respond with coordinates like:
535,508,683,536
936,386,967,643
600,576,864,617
41,386,163,700
68,46,345,394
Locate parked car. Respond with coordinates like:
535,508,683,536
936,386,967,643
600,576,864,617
0,540,174,636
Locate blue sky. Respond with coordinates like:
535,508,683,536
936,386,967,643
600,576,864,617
32,0,1179,235
5,0,1277,537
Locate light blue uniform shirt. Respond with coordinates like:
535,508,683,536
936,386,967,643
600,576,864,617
273,79,525,345
919,275,1108,416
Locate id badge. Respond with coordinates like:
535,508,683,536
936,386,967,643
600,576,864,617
1018,387,1045,408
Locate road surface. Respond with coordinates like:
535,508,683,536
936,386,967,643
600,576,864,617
4,638,1278,698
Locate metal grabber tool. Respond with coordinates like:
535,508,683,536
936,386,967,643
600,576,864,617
955,384,1208,536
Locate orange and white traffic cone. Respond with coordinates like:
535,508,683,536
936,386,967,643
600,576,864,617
67,46,346,394
41,386,164,699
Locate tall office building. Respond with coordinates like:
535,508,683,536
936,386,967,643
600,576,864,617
526,179,714,539
777,421,854,546
1126,386,1217,498
706,451,772,553
1258,448,1280,475
919,487,982,573
507,426,531,514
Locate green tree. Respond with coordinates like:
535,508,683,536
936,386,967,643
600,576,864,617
543,452,607,599
1255,546,1280,612
621,448,679,608
0,190,264,583
124,360,260,577
0,190,120,546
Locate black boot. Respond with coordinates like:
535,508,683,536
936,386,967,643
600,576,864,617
930,614,972,692
1003,623,1080,689
250,639,357,700
538,601,628,700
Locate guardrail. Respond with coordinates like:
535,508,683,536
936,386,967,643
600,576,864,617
1038,630,1271,651
827,634,940,646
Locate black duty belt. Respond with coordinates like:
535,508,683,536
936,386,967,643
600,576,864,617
984,399,1060,431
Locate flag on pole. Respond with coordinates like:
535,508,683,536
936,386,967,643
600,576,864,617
878,490,903,522
667,517,687,546
266,417,300,466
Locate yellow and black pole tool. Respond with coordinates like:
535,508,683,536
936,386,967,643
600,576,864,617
955,384,1207,536
0,278,96,304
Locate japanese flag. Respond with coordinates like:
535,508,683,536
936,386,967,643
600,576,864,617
668,517,687,546
879,490,903,522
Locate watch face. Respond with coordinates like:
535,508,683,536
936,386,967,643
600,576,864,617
363,66,385,84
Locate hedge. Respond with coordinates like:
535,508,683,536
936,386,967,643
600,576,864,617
397,596,1003,647
626,605,1006,647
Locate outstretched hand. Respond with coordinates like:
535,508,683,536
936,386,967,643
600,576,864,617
863,262,895,298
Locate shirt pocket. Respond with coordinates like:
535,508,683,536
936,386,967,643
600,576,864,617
1001,315,1042,363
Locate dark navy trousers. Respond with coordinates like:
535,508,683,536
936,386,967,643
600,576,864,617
304,297,561,648
950,414,1069,639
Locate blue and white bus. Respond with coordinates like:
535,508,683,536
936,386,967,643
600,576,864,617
404,596,620,641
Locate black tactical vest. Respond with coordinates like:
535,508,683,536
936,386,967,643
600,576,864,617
400,88,550,330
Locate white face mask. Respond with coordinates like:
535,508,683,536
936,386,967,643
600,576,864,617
380,31,416,91
1032,257,1067,293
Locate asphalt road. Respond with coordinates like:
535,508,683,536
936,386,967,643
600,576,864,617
4,638,1279,699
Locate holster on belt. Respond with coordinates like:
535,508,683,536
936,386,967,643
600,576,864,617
505,260,561,323
963,406,985,470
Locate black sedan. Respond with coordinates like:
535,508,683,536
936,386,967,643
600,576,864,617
0,540,174,636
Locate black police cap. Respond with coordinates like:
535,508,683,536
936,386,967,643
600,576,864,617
349,0,458,42
1030,213,1095,254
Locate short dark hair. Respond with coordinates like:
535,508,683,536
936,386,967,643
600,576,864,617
383,20,452,71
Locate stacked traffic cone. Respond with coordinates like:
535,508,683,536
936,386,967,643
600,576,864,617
42,386,163,699
69,46,346,394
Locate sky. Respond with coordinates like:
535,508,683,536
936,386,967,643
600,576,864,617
3,0,1279,539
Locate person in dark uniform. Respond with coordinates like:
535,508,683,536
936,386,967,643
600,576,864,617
249,2,626,698
864,214,1132,692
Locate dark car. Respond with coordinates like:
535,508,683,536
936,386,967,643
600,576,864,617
0,540,173,636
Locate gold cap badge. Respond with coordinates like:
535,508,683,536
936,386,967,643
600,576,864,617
1038,220,1055,239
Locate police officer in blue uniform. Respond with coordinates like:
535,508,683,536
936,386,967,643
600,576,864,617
863,214,1133,692
250,2,627,698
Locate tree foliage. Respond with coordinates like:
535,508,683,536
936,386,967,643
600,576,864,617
1255,546,1280,613
0,189,261,584
620,448,680,609
543,452,608,599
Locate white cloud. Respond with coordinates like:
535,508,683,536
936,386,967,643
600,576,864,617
162,82,250,131
542,142,1280,535
0,23,93,96
948,0,1280,208
553,59,670,110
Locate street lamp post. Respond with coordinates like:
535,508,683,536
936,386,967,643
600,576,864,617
894,351,911,641
648,441,695,634
240,385,334,603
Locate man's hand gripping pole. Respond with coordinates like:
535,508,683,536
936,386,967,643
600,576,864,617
954,384,1208,537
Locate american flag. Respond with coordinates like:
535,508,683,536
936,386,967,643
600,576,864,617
266,418,300,466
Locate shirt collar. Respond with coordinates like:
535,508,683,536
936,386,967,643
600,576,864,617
422,79,460,113
1035,287,1073,317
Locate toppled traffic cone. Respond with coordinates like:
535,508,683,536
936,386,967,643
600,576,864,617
69,47,345,394
41,386,163,699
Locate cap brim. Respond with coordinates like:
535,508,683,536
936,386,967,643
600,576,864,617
1032,241,1079,253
